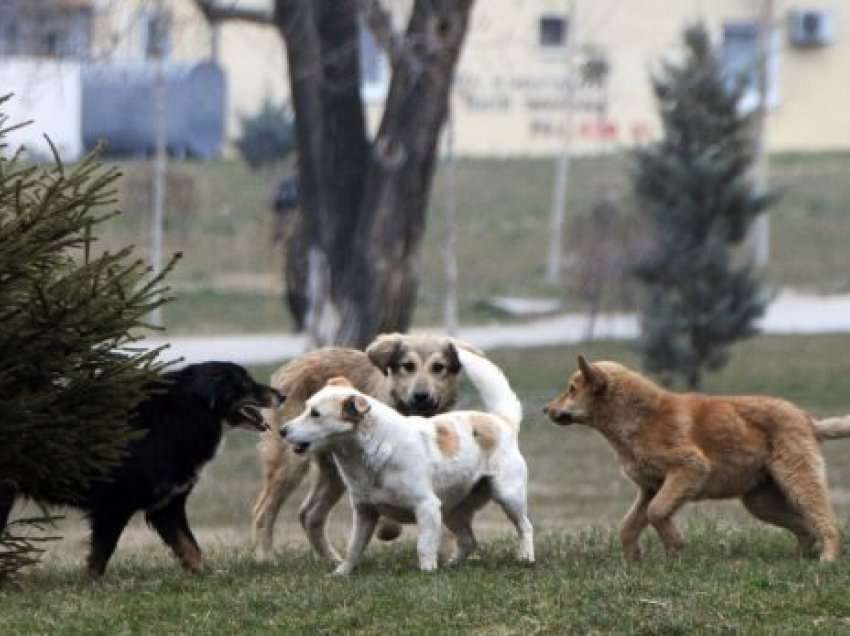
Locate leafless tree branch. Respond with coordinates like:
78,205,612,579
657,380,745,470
356,0,404,66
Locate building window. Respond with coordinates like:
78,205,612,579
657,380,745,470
144,9,171,59
359,21,389,102
540,15,567,47
721,21,780,111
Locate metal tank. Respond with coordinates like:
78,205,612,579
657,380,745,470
82,61,226,159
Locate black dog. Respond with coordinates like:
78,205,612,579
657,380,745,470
61,362,283,577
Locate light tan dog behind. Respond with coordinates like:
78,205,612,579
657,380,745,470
252,333,475,561
544,355,850,563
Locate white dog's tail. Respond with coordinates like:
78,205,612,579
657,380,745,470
457,348,522,429
814,415,850,441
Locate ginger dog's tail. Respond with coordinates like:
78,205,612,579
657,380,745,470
456,348,522,428
814,415,850,441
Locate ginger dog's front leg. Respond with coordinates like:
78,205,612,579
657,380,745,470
333,503,379,576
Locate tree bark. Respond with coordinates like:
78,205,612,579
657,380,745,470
199,0,475,347
335,0,475,346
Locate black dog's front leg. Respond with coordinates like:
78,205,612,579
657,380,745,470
87,507,134,578
0,480,15,535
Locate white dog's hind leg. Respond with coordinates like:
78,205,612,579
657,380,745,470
332,503,379,576
414,497,443,572
492,466,535,563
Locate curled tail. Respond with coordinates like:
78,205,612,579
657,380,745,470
814,415,850,441
456,348,522,429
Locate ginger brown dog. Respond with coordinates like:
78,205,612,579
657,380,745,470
252,333,476,561
544,355,847,563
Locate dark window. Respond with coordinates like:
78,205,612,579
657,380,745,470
540,15,567,47
145,10,171,59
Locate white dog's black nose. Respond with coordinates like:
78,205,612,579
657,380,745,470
279,424,289,439
412,392,430,405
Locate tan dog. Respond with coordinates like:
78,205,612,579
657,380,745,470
544,356,848,563
252,333,476,561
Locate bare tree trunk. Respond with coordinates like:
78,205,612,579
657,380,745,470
150,0,167,327
442,105,459,335
545,0,577,285
199,0,475,347
749,0,774,267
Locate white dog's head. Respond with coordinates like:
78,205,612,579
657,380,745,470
279,377,371,455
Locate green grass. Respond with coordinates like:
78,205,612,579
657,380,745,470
95,152,850,334
5,529,850,633
6,334,850,632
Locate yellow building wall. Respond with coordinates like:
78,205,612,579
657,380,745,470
89,0,849,156
450,0,850,156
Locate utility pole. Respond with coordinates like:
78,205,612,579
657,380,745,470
443,104,459,335
150,0,168,327
750,0,774,267
545,0,577,285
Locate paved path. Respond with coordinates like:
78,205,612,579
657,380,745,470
143,290,850,366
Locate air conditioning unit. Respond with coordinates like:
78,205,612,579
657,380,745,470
788,9,836,47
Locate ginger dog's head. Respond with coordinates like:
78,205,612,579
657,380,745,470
366,333,482,416
543,356,608,426
279,377,371,455
545,356,662,428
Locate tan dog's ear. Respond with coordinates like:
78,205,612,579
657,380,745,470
449,338,485,357
341,394,371,422
577,355,606,393
366,333,404,375
327,376,353,388
443,342,462,374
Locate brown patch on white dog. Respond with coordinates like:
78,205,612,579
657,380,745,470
434,420,460,457
469,415,500,452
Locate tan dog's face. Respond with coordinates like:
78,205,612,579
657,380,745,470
366,334,470,416
280,378,371,455
544,355,607,426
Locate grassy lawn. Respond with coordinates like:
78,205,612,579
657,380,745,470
6,334,850,632
96,152,850,334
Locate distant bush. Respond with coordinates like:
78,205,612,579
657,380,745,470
237,99,296,170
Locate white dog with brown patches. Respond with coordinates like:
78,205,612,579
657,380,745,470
280,349,534,574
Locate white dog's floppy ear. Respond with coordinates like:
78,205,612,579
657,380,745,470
341,394,371,422
577,355,606,393
366,333,404,375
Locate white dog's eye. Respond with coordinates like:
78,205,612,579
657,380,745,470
402,362,416,373
310,408,320,417
431,362,445,373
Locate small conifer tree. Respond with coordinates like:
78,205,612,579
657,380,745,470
632,24,774,389
0,98,179,579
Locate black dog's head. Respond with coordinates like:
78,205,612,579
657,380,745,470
172,362,285,432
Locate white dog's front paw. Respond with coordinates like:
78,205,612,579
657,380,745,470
331,563,354,576
419,557,438,573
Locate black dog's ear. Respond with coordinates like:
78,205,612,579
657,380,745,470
341,394,371,423
366,333,404,376
444,342,462,374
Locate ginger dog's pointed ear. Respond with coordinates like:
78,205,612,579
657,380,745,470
366,334,404,376
341,394,371,423
577,355,606,393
